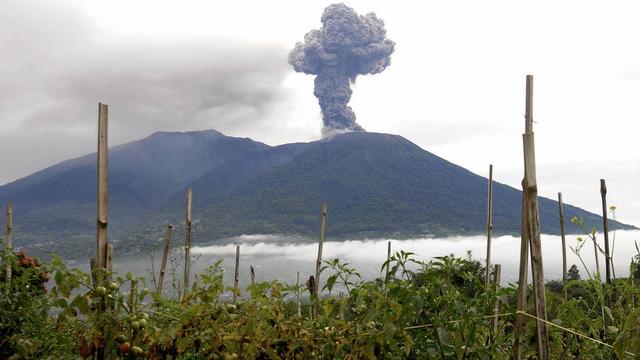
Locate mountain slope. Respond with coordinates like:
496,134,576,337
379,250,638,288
186,132,632,241
0,130,634,259
0,130,302,257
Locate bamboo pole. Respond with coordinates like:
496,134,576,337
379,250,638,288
314,203,327,296
600,179,611,284
5,202,13,283
96,103,109,270
385,241,391,280
492,264,502,335
183,188,192,294
513,185,529,360
106,244,113,272
250,265,256,285
157,224,173,296
593,231,601,282
558,193,567,299
89,257,98,287
522,75,549,360
95,103,110,360
308,275,317,320
485,164,494,286
233,245,240,304
129,279,138,314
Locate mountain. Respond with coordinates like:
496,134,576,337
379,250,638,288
0,130,305,258
0,130,634,259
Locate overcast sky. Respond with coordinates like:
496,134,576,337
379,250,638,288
1,0,639,226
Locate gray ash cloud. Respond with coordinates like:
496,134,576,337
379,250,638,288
289,3,395,135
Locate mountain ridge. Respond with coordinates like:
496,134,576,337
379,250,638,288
0,130,634,259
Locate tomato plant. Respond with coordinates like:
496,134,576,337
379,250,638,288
3,241,640,358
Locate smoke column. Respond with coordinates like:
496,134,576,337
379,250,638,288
289,3,395,135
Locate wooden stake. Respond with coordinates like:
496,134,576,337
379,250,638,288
89,257,97,287
314,203,327,296
106,244,113,272
600,179,611,284
95,103,109,360
385,241,391,280
485,164,494,286
593,230,601,282
250,265,256,285
513,185,529,360
296,271,302,316
307,275,317,320
183,188,192,294
129,279,138,314
233,245,240,304
522,75,549,360
5,202,13,283
492,264,502,335
558,192,567,299
96,103,109,270
157,224,173,296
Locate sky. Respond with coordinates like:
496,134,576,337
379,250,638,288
1,0,639,226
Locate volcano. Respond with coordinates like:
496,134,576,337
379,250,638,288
0,130,633,259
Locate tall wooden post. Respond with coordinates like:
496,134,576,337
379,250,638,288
485,164,494,286
157,224,173,296
600,179,611,284
97,103,109,270
233,245,240,303
95,102,110,360
513,186,529,360
314,203,327,296
521,75,549,359
5,202,13,283
183,188,192,294
558,192,567,299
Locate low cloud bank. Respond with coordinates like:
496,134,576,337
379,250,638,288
192,231,640,283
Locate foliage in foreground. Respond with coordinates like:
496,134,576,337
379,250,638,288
3,245,640,359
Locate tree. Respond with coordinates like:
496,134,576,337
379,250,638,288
545,279,563,293
567,264,580,281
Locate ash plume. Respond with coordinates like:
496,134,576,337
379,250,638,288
289,3,395,135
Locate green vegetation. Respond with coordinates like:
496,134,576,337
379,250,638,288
3,242,640,359
2,131,634,260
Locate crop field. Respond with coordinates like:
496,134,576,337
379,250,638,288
2,244,640,359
